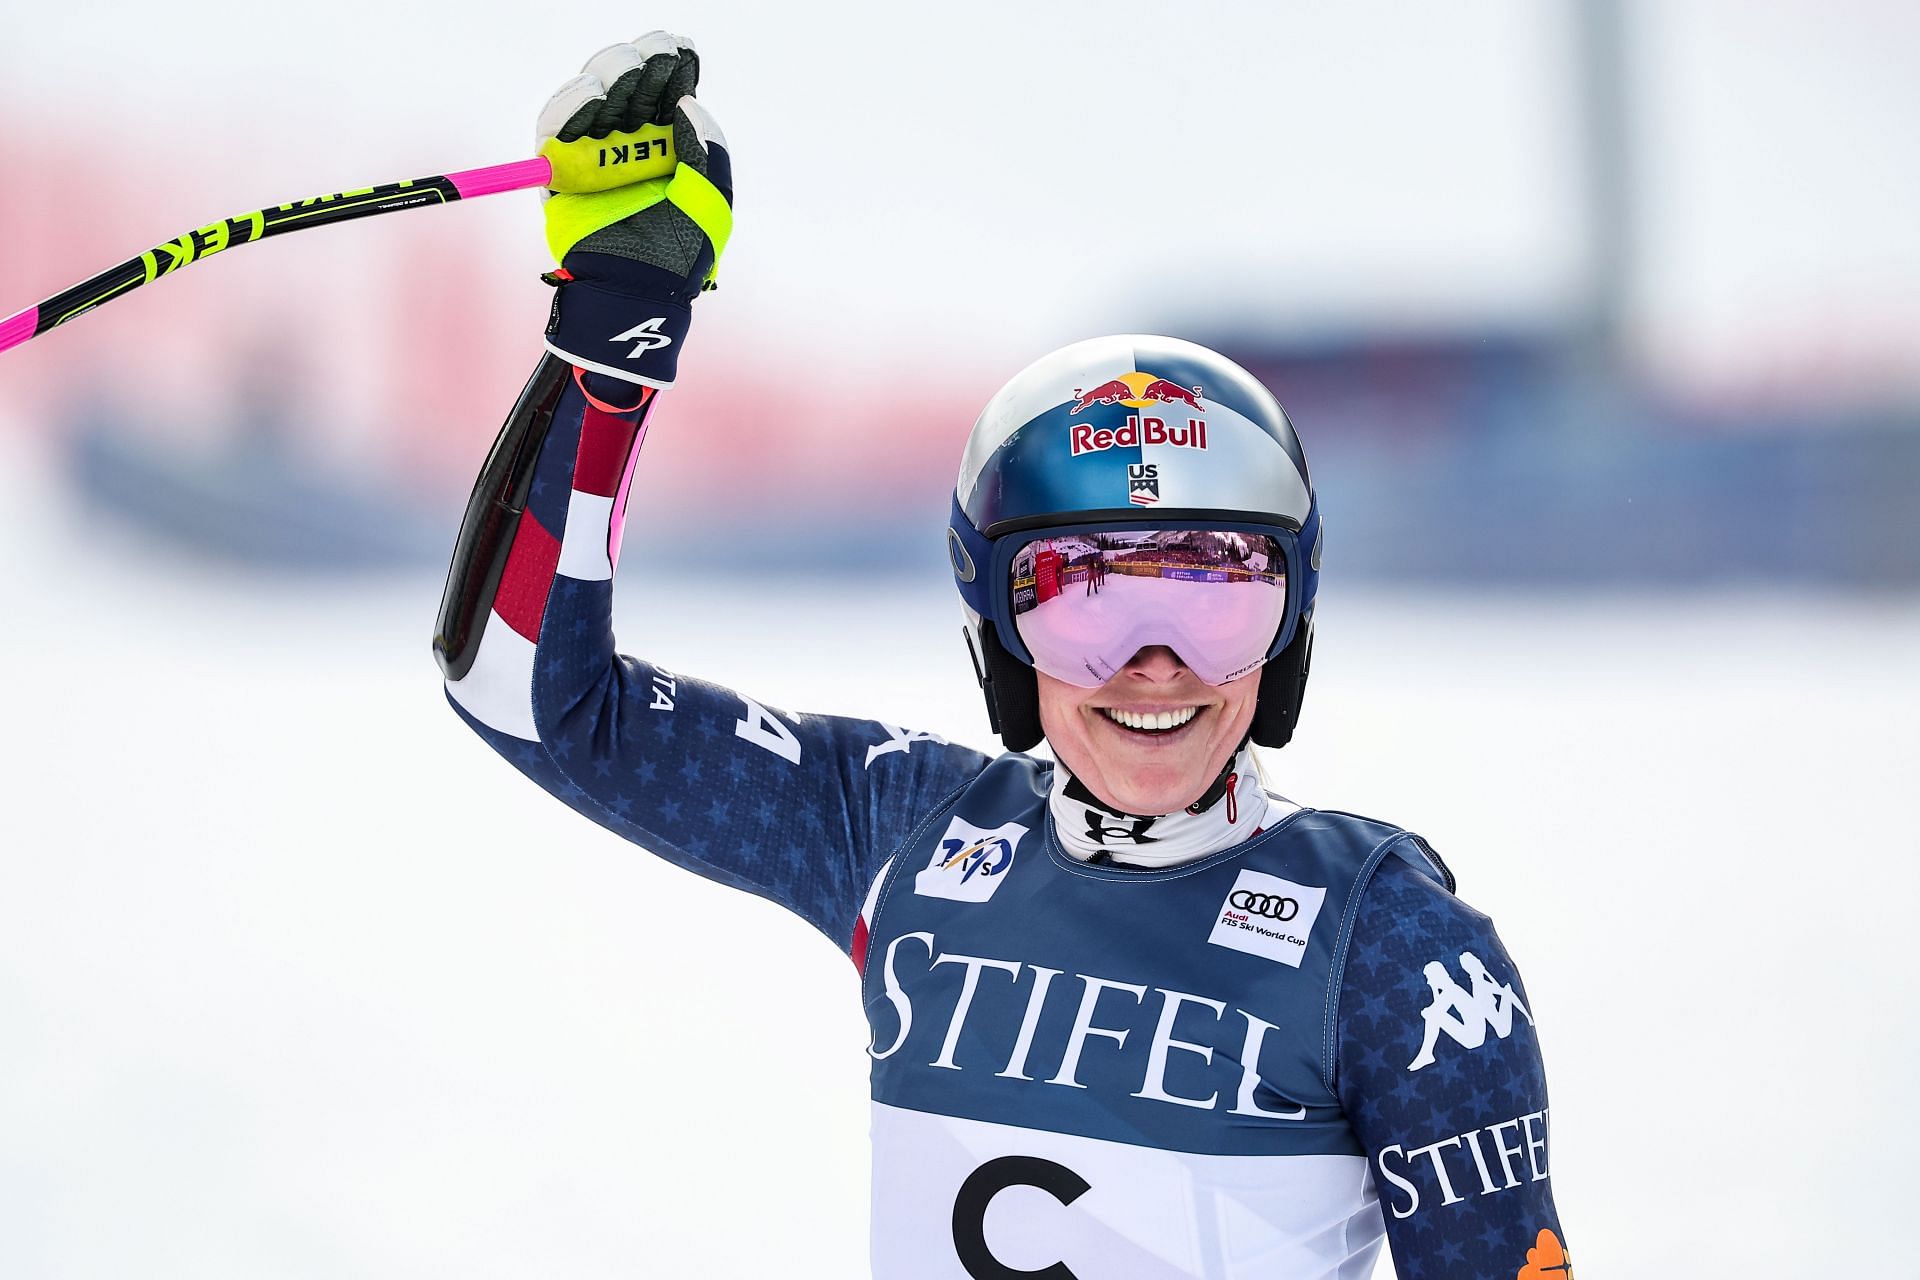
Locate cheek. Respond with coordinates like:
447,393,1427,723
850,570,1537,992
1036,673,1096,768
1218,674,1260,739
1035,674,1078,739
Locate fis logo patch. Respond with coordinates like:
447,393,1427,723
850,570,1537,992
915,817,1027,903
1207,869,1326,967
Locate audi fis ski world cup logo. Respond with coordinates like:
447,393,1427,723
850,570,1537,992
1208,868,1327,968
914,817,1028,904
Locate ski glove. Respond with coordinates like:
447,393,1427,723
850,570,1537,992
536,33,733,388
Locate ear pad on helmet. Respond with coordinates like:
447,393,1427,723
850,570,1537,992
972,622,1044,752
1250,615,1313,749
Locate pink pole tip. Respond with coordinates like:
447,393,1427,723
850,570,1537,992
445,157,553,200
0,306,38,354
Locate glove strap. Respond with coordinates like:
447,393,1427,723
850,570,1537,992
542,259,694,388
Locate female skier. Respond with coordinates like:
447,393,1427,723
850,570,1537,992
434,35,1572,1280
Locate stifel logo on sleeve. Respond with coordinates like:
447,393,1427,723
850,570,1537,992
1207,869,1326,967
914,817,1028,903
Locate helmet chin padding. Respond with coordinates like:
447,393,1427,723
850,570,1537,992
967,622,1045,752
969,615,1312,755
1250,614,1312,749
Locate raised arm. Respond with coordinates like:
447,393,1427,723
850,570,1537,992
432,36,990,954
1335,855,1573,1278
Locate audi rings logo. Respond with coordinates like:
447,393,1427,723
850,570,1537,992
1229,890,1300,920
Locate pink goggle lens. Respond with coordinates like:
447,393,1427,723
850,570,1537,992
1009,530,1289,688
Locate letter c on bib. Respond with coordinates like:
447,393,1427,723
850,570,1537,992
952,1155,1091,1280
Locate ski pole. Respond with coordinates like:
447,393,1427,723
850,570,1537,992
0,157,555,356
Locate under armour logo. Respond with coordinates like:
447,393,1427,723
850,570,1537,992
1408,950,1533,1071
1084,812,1157,845
611,317,673,357
865,724,946,768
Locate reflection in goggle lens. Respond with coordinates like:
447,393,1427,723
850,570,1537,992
1008,530,1289,687
1012,530,1283,614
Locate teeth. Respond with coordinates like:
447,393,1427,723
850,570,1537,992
1102,706,1198,732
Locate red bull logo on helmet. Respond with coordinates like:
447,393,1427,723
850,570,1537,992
1070,414,1209,457
1068,371,1207,416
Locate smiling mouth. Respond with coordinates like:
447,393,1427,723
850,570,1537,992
1100,706,1202,735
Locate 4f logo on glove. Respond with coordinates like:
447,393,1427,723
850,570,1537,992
611,317,674,357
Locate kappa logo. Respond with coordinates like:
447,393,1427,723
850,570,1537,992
1408,951,1533,1071
914,817,1027,903
1207,869,1326,968
611,317,673,357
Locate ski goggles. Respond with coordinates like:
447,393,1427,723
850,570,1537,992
995,524,1301,688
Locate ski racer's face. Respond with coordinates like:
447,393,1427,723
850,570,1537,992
1037,645,1260,816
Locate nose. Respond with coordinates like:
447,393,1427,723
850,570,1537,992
1120,645,1189,680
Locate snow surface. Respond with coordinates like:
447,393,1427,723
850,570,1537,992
1,454,1915,1277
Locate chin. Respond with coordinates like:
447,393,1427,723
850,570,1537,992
1097,762,1215,817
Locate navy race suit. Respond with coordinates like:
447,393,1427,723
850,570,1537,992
435,358,1573,1279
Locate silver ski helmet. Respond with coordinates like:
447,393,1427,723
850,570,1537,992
948,335,1321,752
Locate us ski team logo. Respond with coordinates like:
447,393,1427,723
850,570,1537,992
914,817,1027,903
1408,951,1534,1071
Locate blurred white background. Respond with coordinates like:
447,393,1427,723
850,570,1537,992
3,2,1918,1277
